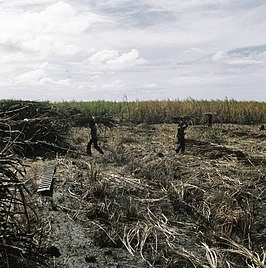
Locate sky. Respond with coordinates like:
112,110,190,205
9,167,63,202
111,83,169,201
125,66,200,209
0,0,266,102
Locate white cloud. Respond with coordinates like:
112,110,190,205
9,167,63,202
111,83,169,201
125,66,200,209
212,47,266,65
88,49,147,70
3,0,57,8
212,51,229,62
89,50,119,65
13,69,69,86
0,0,266,101
143,83,157,88
106,49,147,68
0,1,109,57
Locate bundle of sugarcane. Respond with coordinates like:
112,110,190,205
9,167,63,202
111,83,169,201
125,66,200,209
0,100,60,121
0,100,72,157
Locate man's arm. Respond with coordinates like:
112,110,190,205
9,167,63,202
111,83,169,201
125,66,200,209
182,121,188,129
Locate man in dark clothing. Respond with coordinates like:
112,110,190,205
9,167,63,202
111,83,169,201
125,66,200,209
206,113,213,128
87,117,104,156
175,119,188,154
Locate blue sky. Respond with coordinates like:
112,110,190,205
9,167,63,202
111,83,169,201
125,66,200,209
0,0,265,101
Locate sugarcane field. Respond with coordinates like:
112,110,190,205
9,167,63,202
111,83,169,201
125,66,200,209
0,100,266,268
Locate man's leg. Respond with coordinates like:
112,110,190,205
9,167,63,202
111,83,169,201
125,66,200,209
176,142,182,153
180,140,185,153
87,139,93,155
93,140,104,154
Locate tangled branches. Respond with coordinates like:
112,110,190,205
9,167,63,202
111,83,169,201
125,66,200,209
0,150,46,267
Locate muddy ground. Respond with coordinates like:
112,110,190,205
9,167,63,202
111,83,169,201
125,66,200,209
25,123,266,268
